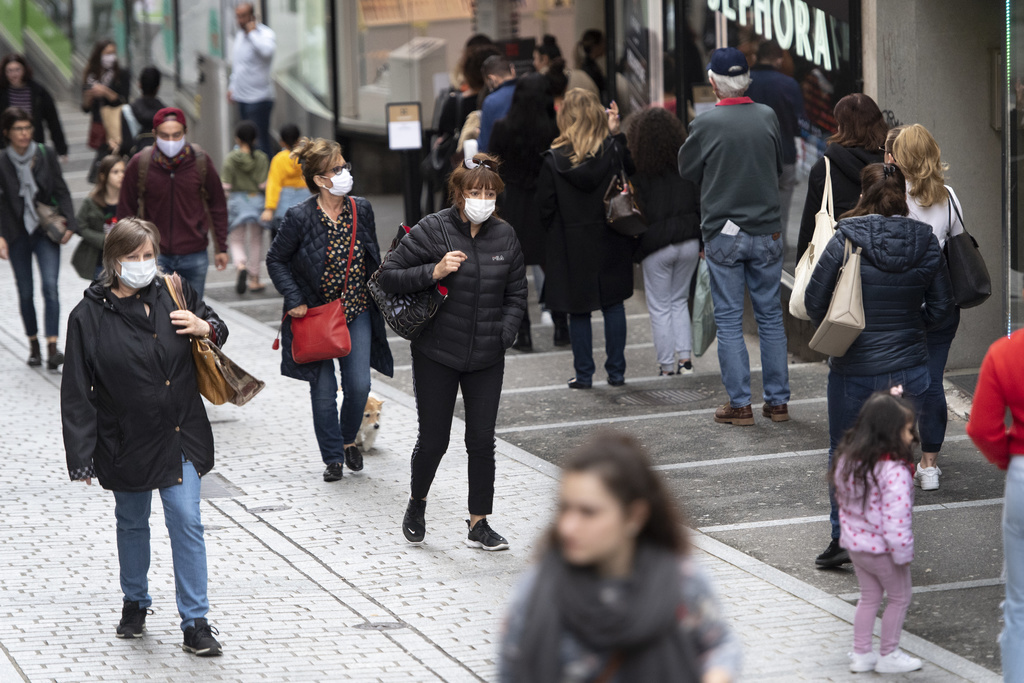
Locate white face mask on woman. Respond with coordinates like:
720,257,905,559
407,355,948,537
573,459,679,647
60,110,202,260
156,137,185,158
323,168,354,196
101,53,118,69
463,197,495,224
118,258,157,289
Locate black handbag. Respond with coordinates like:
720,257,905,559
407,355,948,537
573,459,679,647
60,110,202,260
602,145,646,237
368,220,453,341
944,195,991,309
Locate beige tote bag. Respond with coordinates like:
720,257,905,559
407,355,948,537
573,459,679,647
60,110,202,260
808,238,865,357
790,156,836,320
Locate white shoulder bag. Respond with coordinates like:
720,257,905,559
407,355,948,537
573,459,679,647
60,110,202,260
790,156,836,320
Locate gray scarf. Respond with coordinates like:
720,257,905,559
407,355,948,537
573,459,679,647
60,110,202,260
513,544,700,682
5,145,38,233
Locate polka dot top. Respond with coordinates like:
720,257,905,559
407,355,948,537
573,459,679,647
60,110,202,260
834,457,915,565
318,200,368,321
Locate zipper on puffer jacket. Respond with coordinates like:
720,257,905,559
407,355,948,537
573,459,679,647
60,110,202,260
465,231,481,372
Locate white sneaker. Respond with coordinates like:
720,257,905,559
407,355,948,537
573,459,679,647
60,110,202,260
540,310,553,326
914,465,941,491
875,649,922,673
848,650,878,673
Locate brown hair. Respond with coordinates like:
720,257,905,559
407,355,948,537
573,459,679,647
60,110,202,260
89,154,124,204
552,88,608,166
841,163,909,219
0,106,31,138
461,45,501,94
830,93,888,150
100,217,162,288
291,136,343,193
0,54,33,87
890,123,949,208
446,153,505,208
549,430,688,555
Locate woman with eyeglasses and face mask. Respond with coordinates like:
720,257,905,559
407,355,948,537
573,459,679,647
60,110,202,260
266,138,394,484
376,153,527,551
61,217,228,656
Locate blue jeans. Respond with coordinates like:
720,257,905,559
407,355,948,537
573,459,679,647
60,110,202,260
703,230,790,408
238,100,275,158
8,229,61,337
159,251,209,301
826,365,930,539
309,312,372,463
1002,458,1024,681
113,457,208,631
920,308,960,453
569,302,626,384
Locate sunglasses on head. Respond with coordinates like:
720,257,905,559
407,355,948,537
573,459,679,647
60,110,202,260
464,157,496,171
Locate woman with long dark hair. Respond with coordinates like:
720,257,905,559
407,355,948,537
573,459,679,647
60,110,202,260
626,107,701,376
82,40,129,183
538,88,634,388
489,73,559,350
797,93,887,259
500,431,740,682
0,54,67,158
804,163,954,569
72,154,123,280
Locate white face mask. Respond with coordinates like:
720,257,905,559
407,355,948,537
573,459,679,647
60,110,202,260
118,258,157,289
323,168,353,196
156,137,186,158
101,53,118,69
463,197,495,224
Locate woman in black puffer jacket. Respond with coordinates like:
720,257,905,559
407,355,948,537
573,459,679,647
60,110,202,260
376,153,527,551
804,163,954,570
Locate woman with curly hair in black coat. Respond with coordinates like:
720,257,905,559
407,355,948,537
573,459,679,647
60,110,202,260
625,107,701,376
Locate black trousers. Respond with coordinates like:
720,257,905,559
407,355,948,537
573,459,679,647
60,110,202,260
410,347,504,515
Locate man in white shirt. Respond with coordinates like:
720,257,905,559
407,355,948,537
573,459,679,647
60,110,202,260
228,3,275,157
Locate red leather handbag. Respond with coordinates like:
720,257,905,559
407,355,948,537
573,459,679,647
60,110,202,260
289,198,358,364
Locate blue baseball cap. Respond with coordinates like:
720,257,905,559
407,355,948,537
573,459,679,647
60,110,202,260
707,47,749,76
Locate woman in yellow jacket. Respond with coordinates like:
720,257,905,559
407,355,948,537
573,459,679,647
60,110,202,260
261,124,311,234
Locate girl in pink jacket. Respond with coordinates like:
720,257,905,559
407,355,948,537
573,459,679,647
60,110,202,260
832,389,921,674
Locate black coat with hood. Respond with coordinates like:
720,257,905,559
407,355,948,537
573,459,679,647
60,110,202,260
61,277,228,492
265,195,394,383
798,144,884,258
804,214,954,376
537,134,636,313
375,206,527,372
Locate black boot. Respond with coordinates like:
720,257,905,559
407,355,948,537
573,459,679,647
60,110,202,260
512,313,532,351
552,313,570,347
47,341,64,371
27,338,41,367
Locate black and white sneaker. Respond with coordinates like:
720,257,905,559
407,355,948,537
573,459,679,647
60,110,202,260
182,618,222,656
344,445,364,472
115,601,152,638
403,498,426,544
323,462,344,482
465,518,510,551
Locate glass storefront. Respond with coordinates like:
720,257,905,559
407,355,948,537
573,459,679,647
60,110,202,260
1008,0,1023,333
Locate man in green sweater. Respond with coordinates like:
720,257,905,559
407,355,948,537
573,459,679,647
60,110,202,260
678,47,790,427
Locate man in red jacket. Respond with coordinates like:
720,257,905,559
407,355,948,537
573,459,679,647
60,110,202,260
117,107,228,298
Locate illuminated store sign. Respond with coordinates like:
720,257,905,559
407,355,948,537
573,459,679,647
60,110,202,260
706,0,837,71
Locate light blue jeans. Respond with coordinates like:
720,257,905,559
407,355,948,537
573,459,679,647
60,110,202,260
159,251,210,301
1003,458,1024,680
703,229,790,408
113,456,208,632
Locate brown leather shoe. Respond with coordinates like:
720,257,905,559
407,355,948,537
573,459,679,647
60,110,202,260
762,402,790,422
714,403,754,426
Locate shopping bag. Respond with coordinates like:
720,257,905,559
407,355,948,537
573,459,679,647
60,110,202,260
791,156,836,320
808,239,865,357
692,258,716,357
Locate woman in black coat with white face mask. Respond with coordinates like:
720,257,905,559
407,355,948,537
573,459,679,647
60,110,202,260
376,153,527,551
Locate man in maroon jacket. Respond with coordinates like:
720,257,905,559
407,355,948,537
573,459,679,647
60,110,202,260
117,107,228,298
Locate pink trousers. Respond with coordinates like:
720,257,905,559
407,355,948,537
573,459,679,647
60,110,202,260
850,550,913,655
228,222,263,278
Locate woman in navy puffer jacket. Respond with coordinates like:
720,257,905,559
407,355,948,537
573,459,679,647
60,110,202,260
805,163,954,570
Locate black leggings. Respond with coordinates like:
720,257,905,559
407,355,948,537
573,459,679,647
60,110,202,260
410,347,504,516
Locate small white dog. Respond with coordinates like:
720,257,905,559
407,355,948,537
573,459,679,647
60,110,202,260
355,396,384,452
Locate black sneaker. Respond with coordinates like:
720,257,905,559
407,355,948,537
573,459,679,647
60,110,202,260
323,462,344,482
235,269,247,294
116,601,152,638
182,618,222,656
403,498,426,544
815,538,851,568
465,518,510,551
344,445,364,472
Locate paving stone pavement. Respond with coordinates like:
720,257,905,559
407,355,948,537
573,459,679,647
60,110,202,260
0,238,1002,681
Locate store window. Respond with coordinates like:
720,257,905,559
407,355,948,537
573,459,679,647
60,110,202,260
268,0,329,107
127,0,175,82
